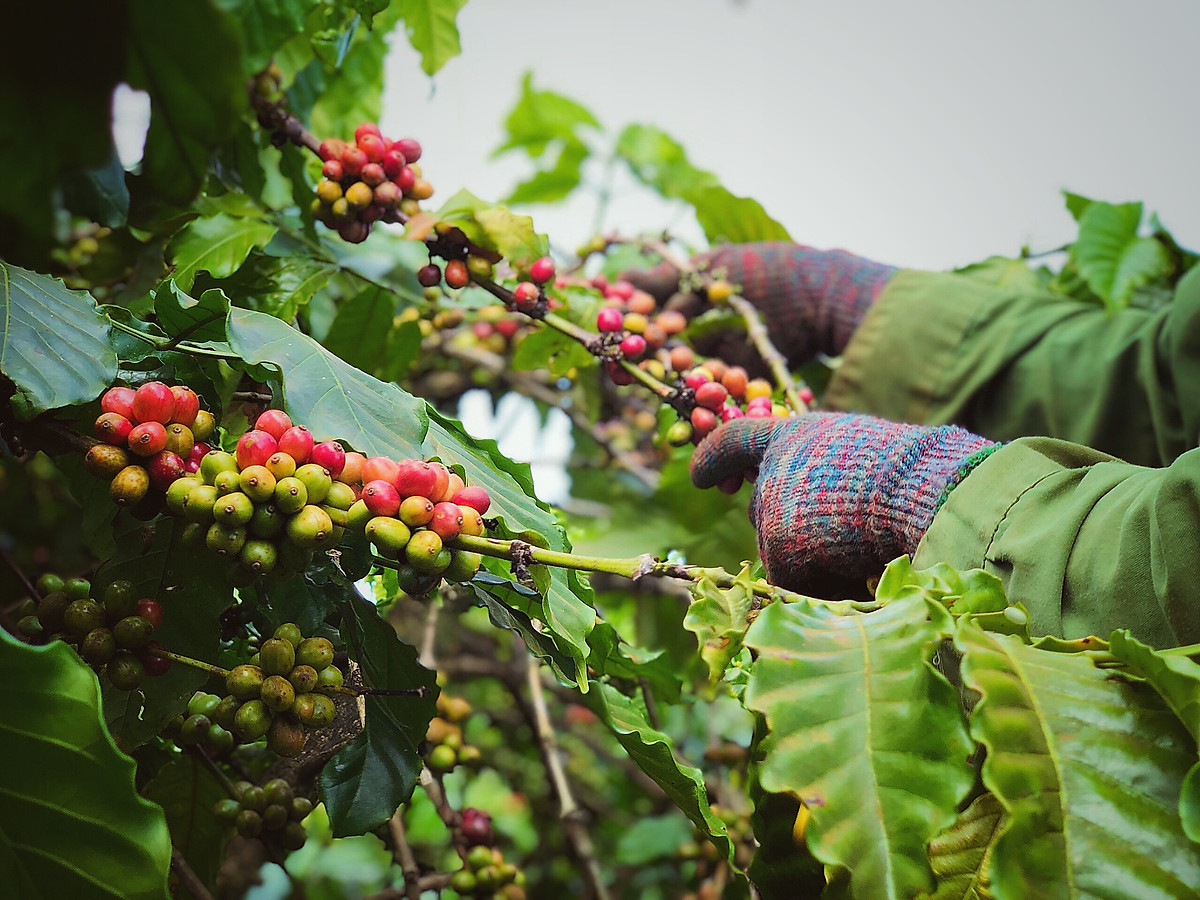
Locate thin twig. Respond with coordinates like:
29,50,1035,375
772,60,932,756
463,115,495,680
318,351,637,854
387,809,423,900
418,768,468,860
0,546,40,601
438,340,659,488
231,391,274,404
172,847,216,900
726,293,806,412
525,652,611,900
419,597,439,670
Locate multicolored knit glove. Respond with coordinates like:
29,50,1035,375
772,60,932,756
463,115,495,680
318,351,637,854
691,414,998,591
623,242,897,365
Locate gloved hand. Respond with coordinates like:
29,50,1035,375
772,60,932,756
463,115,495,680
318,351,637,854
623,242,897,367
691,414,998,592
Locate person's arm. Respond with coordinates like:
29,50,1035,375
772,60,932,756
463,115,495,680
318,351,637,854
826,266,1200,467
692,416,1200,649
916,437,1200,649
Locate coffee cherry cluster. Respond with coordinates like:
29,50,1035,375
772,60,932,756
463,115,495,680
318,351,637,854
165,690,236,755
312,123,429,243
586,275,687,383
424,693,481,774
450,842,525,899
214,623,342,757
168,408,356,583
90,382,215,516
213,777,311,852
12,575,169,690
342,454,490,597
665,358,803,447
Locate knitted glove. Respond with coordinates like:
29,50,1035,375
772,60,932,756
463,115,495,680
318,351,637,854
690,414,998,591
623,242,897,366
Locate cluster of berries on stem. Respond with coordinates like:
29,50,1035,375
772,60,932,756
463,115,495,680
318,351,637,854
313,123,429,243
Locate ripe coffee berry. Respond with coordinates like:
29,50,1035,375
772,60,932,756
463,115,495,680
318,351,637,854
444,260,470,289
596,308,624,332
511,281,539,311
528,256,555,285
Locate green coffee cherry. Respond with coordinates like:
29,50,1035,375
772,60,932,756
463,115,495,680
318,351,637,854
296,637,334,670
233,700,272,742
226,664,265,700
261,675,296,712
274,622,303,649
63,599,106,635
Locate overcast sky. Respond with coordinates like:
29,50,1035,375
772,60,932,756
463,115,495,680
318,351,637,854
382,0,1200,270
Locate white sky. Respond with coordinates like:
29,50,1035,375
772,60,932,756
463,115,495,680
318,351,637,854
382,0,1200,270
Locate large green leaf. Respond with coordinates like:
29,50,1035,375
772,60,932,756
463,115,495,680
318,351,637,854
153,283,231,346
1108,630,1200,741
494,72,601,157
0,629,171,899
955,618,1200,899
142,755,228,891
320,593,437,836
393,0,468,76
0,262,117,419
98,517,234,747
304,22,389,142
218,0,310,73
126,0,245,206
323,286,397,373
615,123,789,244
692,186,791,243
743,594,973,900
583,681,738,868
166,213,278,292
1071,200,1173,309
683,566,754,685
434,189,549,271
227,307,428,452
471,573,579,687
505,139,590,206
918,793,1005,900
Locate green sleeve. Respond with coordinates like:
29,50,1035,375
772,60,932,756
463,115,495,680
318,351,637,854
914,438,1200,649
824,265,1200,467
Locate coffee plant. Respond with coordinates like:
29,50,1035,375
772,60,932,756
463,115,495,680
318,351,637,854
2,4,1200,900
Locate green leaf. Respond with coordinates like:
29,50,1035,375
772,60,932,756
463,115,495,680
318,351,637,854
218,0,310,73
510,326,595,376
505,139,589,205
153,284,231,346
231,253,337,321
475,206,550,272
321,593,437,836
585,621,682,704
615,123,788,244
875,558,1028,638
614,813,694,865
167,213,278,292
61,150,130,228
126,0,245,205
683,566,754,685
1108,629,1200,742
323,286,396,373
305,21,389,140
743,594,973,900
393,0,468,76
1063,190,1095,222
142,755,228,891
0,262,117,419
1181,764,1200,844
0,629,171,899
434,190,549,271
227,307,429,453
918,793,1004,900
98,517,234,747
692,186,791,243
583,681,738,868
955,617,1200,898
494,72,601,157
471,574,579,686
1071,201,1173,308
